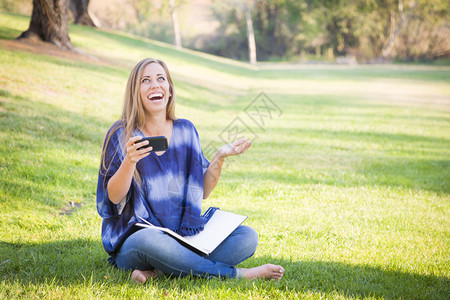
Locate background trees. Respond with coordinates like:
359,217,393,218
197,0,448,62
4,0,448,62
17,0,73,50
15,0,95,50
69,0,96,27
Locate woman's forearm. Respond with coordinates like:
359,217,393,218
107,159,136,204
203,152,225,199
107,136,152,204
203,139,252,199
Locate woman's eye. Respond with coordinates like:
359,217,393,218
141,78,149,83
158,76,166,81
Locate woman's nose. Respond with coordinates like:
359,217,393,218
149,79,159,88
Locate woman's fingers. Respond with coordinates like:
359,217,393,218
126,136,152,163
134,140,150,151
126,135,144,147
233,139,252,154
219,139,252,158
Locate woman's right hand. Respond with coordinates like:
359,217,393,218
125,136,152,164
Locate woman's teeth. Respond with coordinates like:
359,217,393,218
148,93,164,101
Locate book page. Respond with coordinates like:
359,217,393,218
183,210,247,254
135,220,206,253
136,209,247,255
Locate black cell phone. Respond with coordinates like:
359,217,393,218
136,136,168,152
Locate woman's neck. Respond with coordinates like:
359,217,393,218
142,113,172,137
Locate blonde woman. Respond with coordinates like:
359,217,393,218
96,58,284,283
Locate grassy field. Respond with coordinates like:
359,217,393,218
0,12,449,299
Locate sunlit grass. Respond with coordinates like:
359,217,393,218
0,12,449,299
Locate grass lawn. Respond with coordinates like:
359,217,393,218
0,12,449,299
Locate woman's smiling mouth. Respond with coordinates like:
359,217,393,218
148,92,164,101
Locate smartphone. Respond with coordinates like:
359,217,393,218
136,136,168,152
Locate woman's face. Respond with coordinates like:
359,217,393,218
139,63,171,116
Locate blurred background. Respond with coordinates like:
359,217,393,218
1,0,448,64
0,1,449,299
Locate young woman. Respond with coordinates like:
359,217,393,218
96,58,284,283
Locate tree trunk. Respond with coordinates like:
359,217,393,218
131,0,141,22
17,0,73,50
382,0,419,58
69,0,96,27
169,0,182,49
245,5,257,65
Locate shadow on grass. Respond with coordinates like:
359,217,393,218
248,256,449,299
0,239,110,284
227,125,450,194
0,240,448,299
259,127,450,150
229,155,449,194
0,88,107,209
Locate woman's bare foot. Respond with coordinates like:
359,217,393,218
131,269,157,284
239,264,284,280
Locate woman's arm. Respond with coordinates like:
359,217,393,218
107,136,151,204
203,139,252,199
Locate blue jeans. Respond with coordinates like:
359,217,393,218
115,225,258,278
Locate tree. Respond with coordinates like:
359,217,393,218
235,0,258,64
131,0,141,22
68,0,96,27
244,0,257,64
17,0,73,50
253,0,305,60
168,0,182,49
382,0,419,58
199,0,448,62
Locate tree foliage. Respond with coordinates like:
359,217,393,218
200,0,449,62
5,0,448,61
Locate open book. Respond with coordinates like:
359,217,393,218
136,208,247,255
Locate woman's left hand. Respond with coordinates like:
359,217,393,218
217,139,252,159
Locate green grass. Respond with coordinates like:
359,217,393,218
1,12,449,299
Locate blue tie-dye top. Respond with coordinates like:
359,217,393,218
96,119,210,255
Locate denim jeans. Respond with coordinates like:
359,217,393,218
115,225,258,278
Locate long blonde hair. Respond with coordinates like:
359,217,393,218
100,58,177,183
